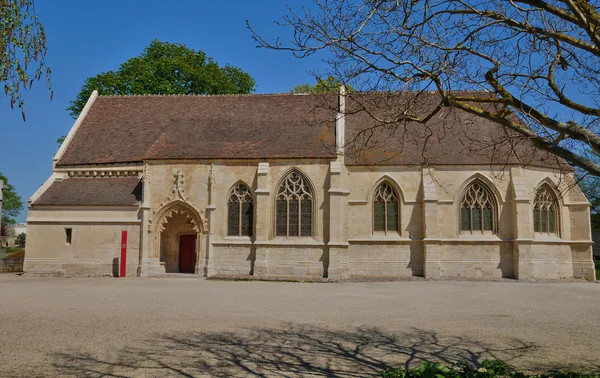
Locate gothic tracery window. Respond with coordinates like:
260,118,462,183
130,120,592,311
533,184,558,234
373,182,399,233
276,172,313,237
228,184,253,236
460,180,496,233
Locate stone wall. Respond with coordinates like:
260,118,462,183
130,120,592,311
0,255,23,273
437,242,514,279
213,244,254,275
25,207,140,277
25,161,596,281
348,243,422,278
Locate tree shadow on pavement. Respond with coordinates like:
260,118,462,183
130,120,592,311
52,325,537,377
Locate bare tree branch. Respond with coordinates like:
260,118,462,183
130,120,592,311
248,0,600,176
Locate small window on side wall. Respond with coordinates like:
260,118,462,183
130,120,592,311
373,182,399,234
533,184,559,235
65,228,72,245
227,184,253,236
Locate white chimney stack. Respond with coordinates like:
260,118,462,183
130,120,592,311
336,85,346,159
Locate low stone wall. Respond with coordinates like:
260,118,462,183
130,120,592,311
23,257,138,277
0,255,24,273
348,243,423,278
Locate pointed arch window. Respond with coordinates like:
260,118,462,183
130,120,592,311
533,185,558,234
276,172,313,237
373,182,399,233
460,180,497,233
228,184,253,236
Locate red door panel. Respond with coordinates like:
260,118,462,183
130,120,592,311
179,234,197,274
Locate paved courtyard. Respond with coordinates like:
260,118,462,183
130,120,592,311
0,275,598,377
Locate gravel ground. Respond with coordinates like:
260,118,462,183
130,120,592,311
0,274,598,377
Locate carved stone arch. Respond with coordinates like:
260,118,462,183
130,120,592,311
368,175,405,203
274,167,317,199
273,167,317,238
534,177,564,205
454,173,503,207
151,200,205,259
228,180,254,199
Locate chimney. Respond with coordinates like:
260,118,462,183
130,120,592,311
336,85,346,159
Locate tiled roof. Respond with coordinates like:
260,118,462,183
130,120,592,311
34,177,142,206
55,92,565,169
342,92,565,168
57,94,337,166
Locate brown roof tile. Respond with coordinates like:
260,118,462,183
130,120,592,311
56,92,566,170
34,177,142,206
57,94,337,166
343,92,565,168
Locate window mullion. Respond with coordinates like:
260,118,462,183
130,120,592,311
480,207,484,232
286,199,290,237
469,207,473,232
237,201,241,236
384,200,388,234
298,198,302,237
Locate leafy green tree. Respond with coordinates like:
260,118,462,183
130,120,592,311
0,172,23,226
291,76,353,94
1,0,52,121
15,232,26,248
67,40,256,118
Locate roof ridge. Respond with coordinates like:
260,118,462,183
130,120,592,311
98,92,299,98
96,90,492,99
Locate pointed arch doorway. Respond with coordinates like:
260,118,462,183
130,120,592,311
154,201,204,274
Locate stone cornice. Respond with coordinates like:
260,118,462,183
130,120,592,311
63,169,142,178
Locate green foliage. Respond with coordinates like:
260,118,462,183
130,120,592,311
595,260,599,281
0,172,23,226
67,40,256,118
56,135,65,147
1,0,52,120
5,247,24,254
15,232,25,248
381,360,599,378
291,76,353,94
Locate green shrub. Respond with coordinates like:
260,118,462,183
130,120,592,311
381,360,598,378
15,232,25,248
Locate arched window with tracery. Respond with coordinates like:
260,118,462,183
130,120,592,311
228,184,253,236
460,180,497,233
533,184,558,235
276,172,313,237
373,182,399,233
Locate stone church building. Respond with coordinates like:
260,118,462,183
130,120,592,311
24,90,596,281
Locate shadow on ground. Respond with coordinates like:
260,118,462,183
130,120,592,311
48,325,543,377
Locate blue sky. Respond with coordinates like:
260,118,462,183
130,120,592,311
0,0,327,222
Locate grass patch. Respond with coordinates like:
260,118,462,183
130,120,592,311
3,248,24,260
5,247,24,254
382,359,599,378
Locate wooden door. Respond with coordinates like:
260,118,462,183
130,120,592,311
179,234,197,274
